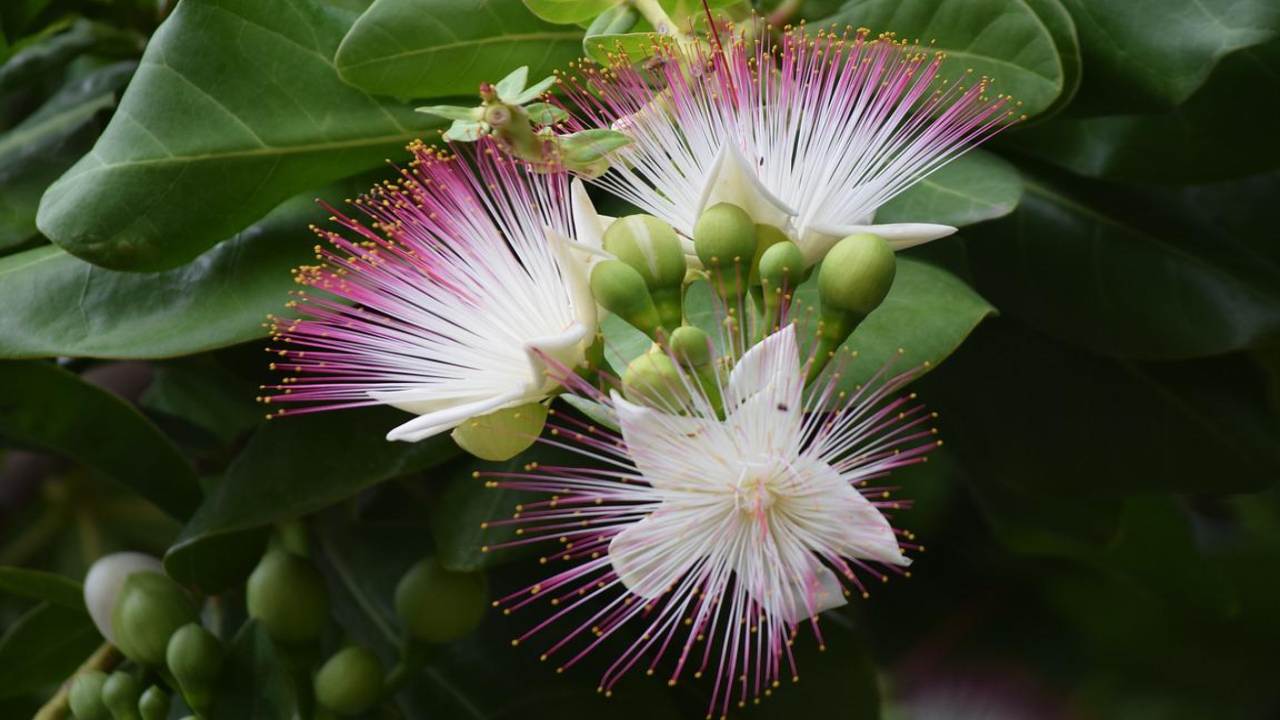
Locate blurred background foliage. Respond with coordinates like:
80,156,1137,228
0,0,1278,717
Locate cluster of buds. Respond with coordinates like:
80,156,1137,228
588,200,899,410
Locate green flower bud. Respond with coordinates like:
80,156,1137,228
138,686,170,720
694,203,757,299
314,646,384,717
102,671,142,720
452,401,549,461
603,215,686,330
758,240,806,331
111,572,198,666
749,223,790,287
810,233,896,381
69,671,109,720
668,326,711,367
166,623,223,714
622,351,689,410
395,557,488,644
246,550,330,646
590,259,663,340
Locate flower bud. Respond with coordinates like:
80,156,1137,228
138,686,169,720
603,214,686,330
758,240,806,331
810,233,896,381
395,557,488,644
166,623,223,714
668,326,711,368
111,572,198,666
314,646,384,717
694,203,757,299
749,223,790,287
83,552,162,645
622,350,689,410
451,401,549,461
246,550,330,646
101,671,142,720
590,259,663,340
69,671,109,720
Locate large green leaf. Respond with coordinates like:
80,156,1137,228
0,602,100,700
0,18,141,94
876,149,1023,228
209,622,297,720
166,408,459,580
0,183,357,360
966,171,1280,359
925,321,1280,497
36,0,442,271
523,0,621,24
1005,40,1280,183
0,567,83,610
1061,0,1278,113
821,0,1070,117
0,61,133,251
335,0,582,101
0,361,200,518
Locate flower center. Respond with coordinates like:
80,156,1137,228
732,463,783,517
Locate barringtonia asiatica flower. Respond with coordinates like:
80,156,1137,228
564,26,1020,265
483,323,936,714
263,140,602,446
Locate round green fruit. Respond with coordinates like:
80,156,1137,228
395,557,488,644
314,646,385,716
246,550,330,645
68,671,109,720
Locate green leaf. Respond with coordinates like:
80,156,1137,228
966,171,1280,359
0,567,83,610
821,0,1070,117
523,0,621,24
168,408,460,572
0,18,141,94
0,361,200,519
1022,0,1083,118
0,602,100,700
1005,40,1280,183
513,73,557,104
0,61,133,252
209,621,297,720
417,104,481,122
793,257,997,389
0,180,366,360
36,0,442,271
926,321,1280,497
444,119,486,142
494,65,530,102
524,101,568,125
583,31,662,66
1061,0,1279,113
335,0,583,100
141,357,263,445
560,128,631,163
875,149,1023,228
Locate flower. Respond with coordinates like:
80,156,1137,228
565,25,1019,265
483,323,937,714
263,140,600,444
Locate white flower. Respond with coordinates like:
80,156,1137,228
83,551,162,644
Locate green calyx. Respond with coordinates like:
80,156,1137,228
452,401,549,461
69,671,109,720
603,214,687,330
138,686,170,720
694,203,757,299
246,549,330,646
101,671,142,720
166,623,223,714
111,571,198,667
314,646,385,717
395,557,488,644
591,259,663,340
809,233,897,381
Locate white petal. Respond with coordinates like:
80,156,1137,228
83,552,162,644
777,554,848,624
811,221,957,251
613,392,720,490
792,456,909,567
570,179,607,251
383,389,526,442
697,143,795,230
608,509,718,599
524,321,591,389
545,228,598,335
725,325,804,458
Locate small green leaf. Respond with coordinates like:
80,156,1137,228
416,104,480,122
523,0,622,24
451,402,549,462
208,622,297,720
511,74,556,104
524,102,568,125
560,128,631,163
444,120,487,142
583,31,661,66
0,602,100,701
0,567,83,611
494,65,529,102
0,361,200,519
0,18,141,94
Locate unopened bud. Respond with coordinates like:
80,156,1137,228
166,623,223,714
749,224,790,287
590,260,662,340
694,203,756,299
314,646,385,717
758,241,806,331
622,351,689,410
246,550,330,646
603,215,686,330
69,671,109,720
111,572,198,666
83,552,162,646
395,557,488,644
668,326,712,368
138,686,169,720
452,401,549,461
810,233,896,380
102,671,142,720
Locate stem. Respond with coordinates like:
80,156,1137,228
382,639,433,698
34,644,121,720
767,0,802,26
632,0,682,37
